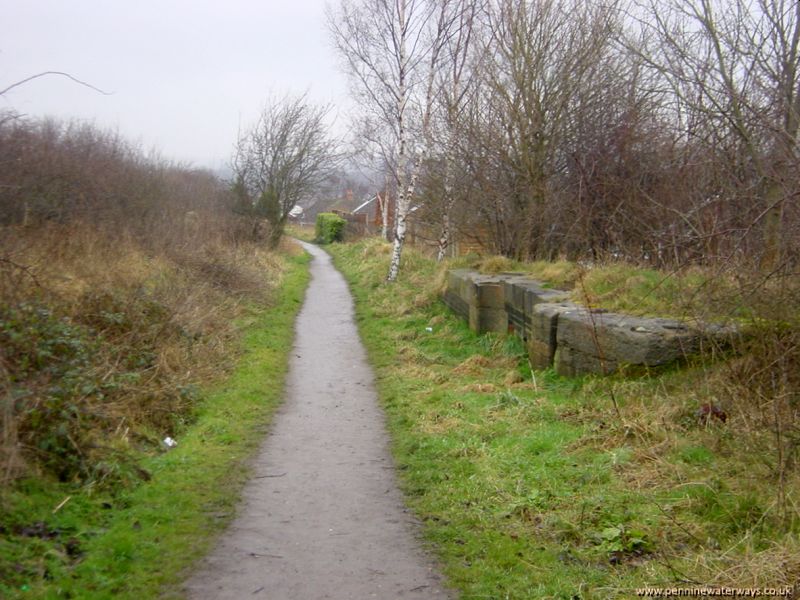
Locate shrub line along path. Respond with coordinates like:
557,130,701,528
184,241,451,599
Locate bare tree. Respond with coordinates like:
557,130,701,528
628,0,800,269
450,0,622,259
232,93,339,247
328,0,464,280
427,0,480,261
330,0,800,268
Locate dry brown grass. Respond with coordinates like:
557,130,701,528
0,116,298,485
452,354,518,378
702,536,800,588
453,354,493,374
472,255,519,274
0,216,285,485
459,382,499,393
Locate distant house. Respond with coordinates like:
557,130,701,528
352,193,396,240
324,189,488,256
287,205,304,221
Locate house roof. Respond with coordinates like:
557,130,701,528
353,195,377,214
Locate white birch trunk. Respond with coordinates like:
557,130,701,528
387,0,441,280
382,196,389,240
436,211,451,262
387,0,409,282
388,198,409,280
381,177,390,239
436,161,455,262
377,191,389,240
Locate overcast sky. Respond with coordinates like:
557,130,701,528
0,0,351,171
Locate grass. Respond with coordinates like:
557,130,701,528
0,247,311,599
284,223,316,243
2,221,289,485
458,254,744,320
328,237,800,599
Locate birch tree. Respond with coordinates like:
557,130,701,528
328,0,464,280
430,0,480,261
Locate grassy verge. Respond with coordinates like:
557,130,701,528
1,249,310,599
328,238,799,599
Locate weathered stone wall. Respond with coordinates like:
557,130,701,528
442,270,722,376
442,269,472,322
443,270,508,334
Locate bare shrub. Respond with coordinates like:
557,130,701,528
0,115,284,485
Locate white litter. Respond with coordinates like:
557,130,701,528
163,436,178,448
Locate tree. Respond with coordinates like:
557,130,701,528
427,0,479,261
628,0,800,269
232,94,339,247
451,0,621,259
328,0,464,280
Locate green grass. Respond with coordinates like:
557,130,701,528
327,238,799,599
456,253,742,320
0,251,311,599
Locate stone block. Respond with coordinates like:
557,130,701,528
448,269,472,299
528,302,578,368
469,305,508,334
503,276,531,310
523,285,570,317
441,268,731,378
699,322,741,348
554,345,618,377
443,290,470,320
503,276,529,336
443,269,475,320
528,338,554,369
468,275,506,309
555,308,700,374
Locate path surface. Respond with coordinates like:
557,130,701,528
184,241,451,600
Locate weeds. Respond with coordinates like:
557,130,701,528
0,224,278,487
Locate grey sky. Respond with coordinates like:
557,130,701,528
0,0,351,170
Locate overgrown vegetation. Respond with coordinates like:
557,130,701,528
329,237,799,598
463,254,752,322
329,0,800,275
0,113,309,596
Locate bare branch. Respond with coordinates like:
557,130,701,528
0,71,112,97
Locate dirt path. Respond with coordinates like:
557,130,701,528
184,241,451,600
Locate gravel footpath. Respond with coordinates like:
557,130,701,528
183,241,452,600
